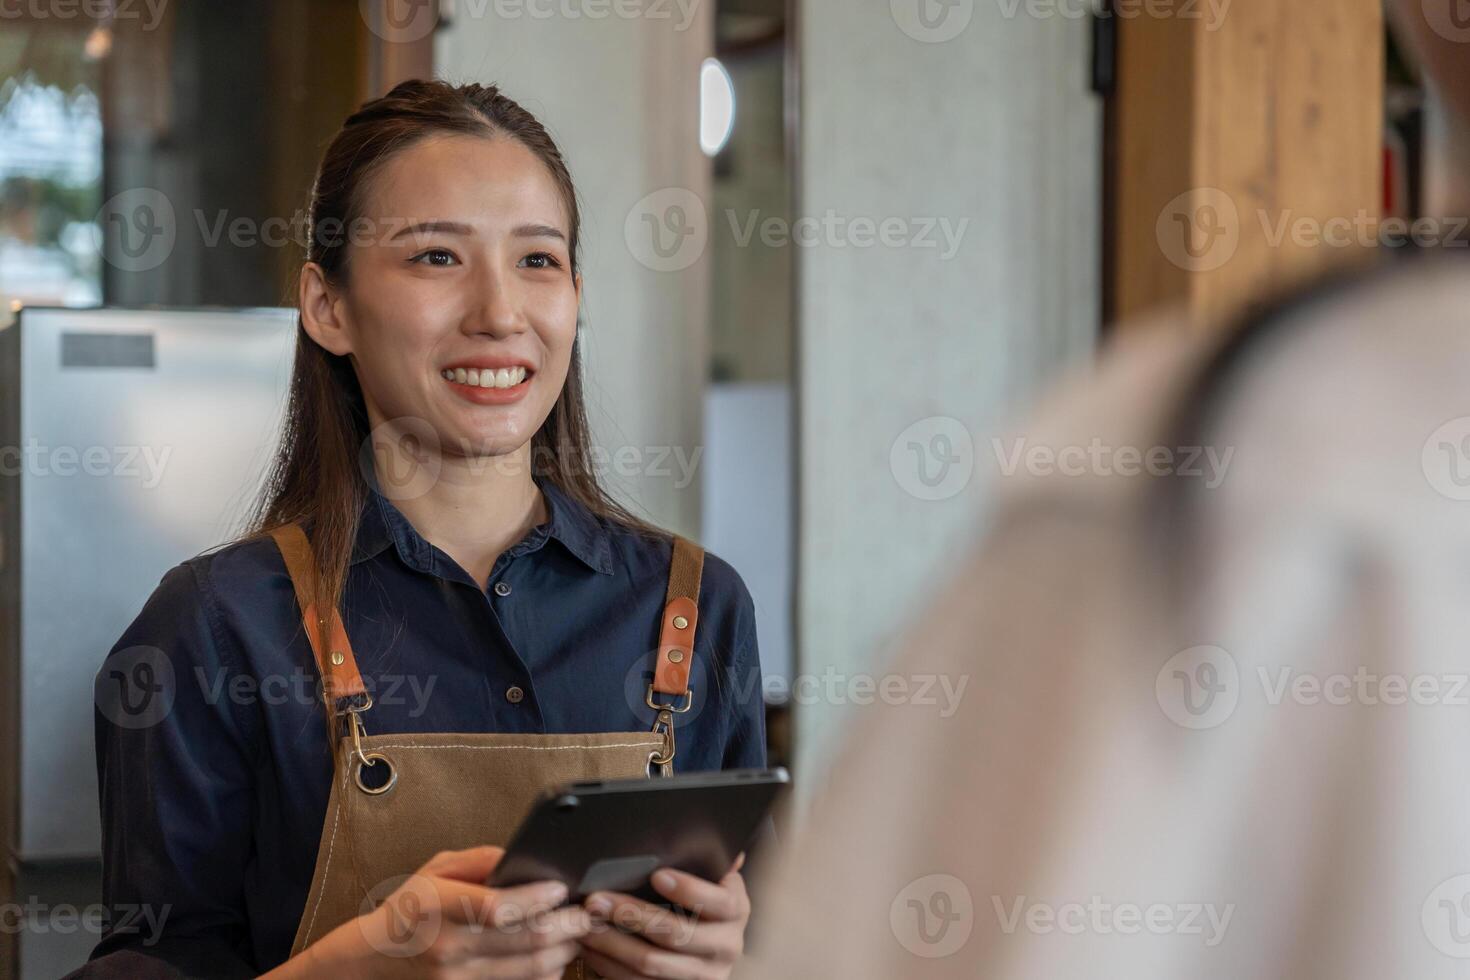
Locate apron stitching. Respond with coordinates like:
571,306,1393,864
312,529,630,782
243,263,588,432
303,775,345,946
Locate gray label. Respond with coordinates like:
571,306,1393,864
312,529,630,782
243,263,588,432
61,332,156,369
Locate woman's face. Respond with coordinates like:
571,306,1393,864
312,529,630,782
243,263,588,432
302,132,581,466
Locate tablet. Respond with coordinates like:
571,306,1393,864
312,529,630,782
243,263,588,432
487,767,789,905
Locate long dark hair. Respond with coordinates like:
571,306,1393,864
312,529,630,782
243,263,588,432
239,79,669,749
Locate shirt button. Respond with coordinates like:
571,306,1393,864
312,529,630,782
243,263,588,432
506,685,525,704
493,581,512,597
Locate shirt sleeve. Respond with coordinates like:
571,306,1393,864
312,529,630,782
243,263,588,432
720,582,768,770
85,561,260,978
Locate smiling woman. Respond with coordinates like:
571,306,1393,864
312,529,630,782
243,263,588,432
84,81,765,980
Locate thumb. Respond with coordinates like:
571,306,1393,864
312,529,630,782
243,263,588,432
419,844,506,882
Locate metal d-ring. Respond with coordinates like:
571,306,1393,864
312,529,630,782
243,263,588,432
353,751,398,795
645,685,694,714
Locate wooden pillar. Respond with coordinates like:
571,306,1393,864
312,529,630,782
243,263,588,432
359,0,438,101
1108,0,1384,329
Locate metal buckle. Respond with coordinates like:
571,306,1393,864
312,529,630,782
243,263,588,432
645,684,693,714
347,707,371,768
646,685,690,777
331,689,373,715
345,706,396,794
647,683,692,777
649,710,676,776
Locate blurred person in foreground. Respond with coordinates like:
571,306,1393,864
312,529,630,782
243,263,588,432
738,3,1470,977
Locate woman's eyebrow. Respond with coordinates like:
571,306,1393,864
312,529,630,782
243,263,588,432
387,221,566,243
512,223,567,242
391,220,474,241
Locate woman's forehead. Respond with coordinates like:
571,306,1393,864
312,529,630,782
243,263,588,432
363,133,570,233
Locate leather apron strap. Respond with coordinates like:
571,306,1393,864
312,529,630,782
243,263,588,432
269,523,368,710
269,519,708,769
649,536,705,775
653,535,704,697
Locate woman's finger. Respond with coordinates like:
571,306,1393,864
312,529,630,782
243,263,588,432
477,938,582,979
420,844,506,881
648,867,748,923
585,892,702,950
580,924,711,978
585,891,739,959
396,875,572,933
578,946,648,980
458,904,592,957
435,936,580,980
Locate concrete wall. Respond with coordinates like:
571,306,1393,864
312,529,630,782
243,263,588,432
436,3,714,537
795,1,1102,773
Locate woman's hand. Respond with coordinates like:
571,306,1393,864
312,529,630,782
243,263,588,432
272,845,590,980
577,854,751,980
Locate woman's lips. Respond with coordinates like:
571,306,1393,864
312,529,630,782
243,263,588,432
440,365,533,405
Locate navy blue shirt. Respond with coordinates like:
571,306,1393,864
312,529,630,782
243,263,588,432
86,477,765,976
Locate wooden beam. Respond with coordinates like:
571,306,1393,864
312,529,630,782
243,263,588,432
1109,0,1384,329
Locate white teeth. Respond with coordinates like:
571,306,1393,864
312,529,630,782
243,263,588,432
442,365,528,389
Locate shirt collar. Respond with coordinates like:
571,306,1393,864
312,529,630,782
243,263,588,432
350,476,614,576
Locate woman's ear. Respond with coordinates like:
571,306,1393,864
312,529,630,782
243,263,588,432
298,262,354,356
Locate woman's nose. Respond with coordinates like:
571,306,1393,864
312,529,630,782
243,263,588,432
464,271,525,337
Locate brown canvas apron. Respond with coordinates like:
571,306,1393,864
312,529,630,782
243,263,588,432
268,522,706,979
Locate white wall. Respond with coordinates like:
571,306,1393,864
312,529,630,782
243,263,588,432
703,382,793,685
436,4,714,537
795,2,1102,773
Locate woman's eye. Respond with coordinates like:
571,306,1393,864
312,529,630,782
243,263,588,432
411,249,458,267
521,252,562,270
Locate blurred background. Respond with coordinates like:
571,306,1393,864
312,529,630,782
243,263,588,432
0,0,1447,975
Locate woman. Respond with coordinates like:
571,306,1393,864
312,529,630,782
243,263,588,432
86,80,764,980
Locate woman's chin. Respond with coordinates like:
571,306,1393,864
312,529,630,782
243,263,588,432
441,420,538,465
